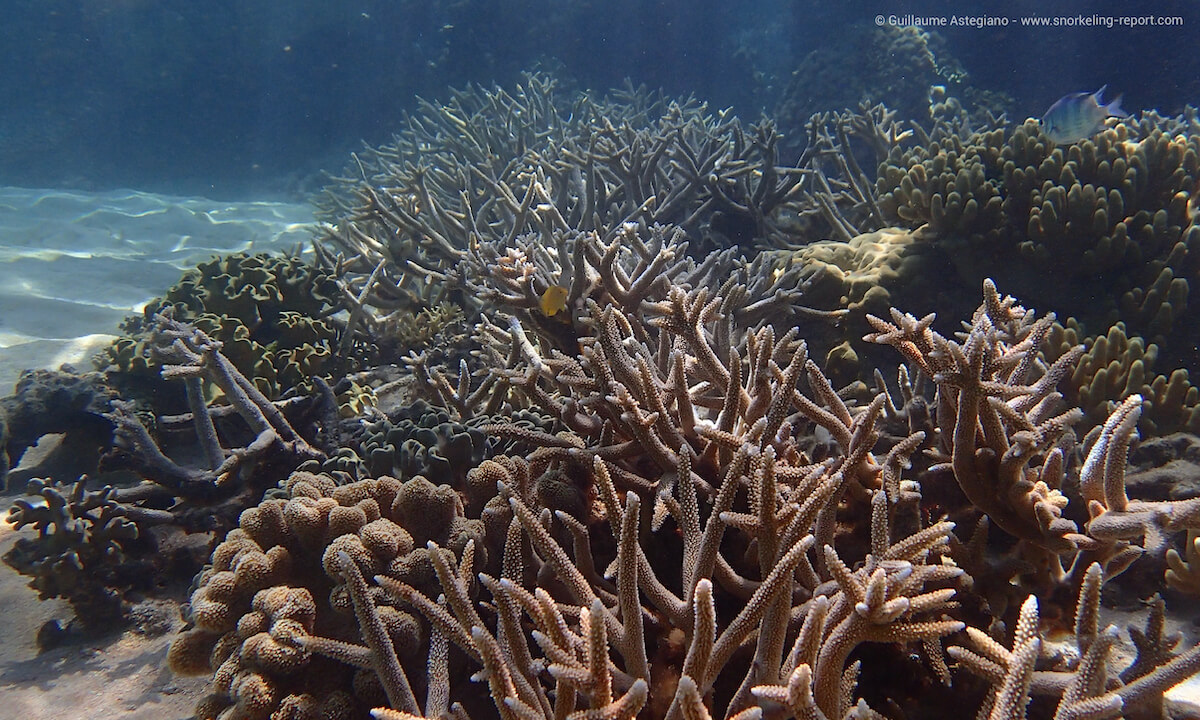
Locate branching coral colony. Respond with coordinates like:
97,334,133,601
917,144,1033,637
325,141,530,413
166,273,1200,720
4,74,1200,720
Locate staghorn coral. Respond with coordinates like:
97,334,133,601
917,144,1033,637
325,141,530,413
951,566,1200,720
309,74,887,369
774,102,911,243
316,73,804,264
3,313,329,629
873,106,1200,440
278,275,968,718
166,274,1200,720
775,26,983,156
1,75,1196,720
866,282,1200,586
400,223,851,421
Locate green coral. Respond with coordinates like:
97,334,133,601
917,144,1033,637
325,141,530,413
100,252,350,402
159,253,339,324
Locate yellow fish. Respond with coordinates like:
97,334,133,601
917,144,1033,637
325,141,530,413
540,285,569,318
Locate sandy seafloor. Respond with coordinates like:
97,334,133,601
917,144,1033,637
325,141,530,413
0,186,316,389
0,186,313,719
1,185,1200,718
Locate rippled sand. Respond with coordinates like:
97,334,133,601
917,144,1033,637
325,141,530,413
0,187,315,389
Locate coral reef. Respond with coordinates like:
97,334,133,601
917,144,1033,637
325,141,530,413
873,104,1200,434
311,73,862,368
775,26,983,155
168,469,484,719
778,89,1200,445
4,75,1200,720
4,478,146,623
102,252,347,403
1044,320,1200,436
171,272,1200,720
0,368,116,490
4,314,331,628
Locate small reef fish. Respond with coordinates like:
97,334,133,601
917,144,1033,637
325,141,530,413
539,285,570,318
1040,85,1127,144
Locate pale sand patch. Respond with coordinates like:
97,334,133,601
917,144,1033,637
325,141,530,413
0,518,207,720
0,186,315,716
0,186,316,390
0,335,117,381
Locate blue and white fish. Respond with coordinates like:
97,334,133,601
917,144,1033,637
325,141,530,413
1040,85,1127,143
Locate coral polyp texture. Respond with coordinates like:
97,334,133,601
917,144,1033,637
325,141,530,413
4,76,1200,720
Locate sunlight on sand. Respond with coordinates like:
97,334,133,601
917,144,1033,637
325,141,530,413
0,187,316,388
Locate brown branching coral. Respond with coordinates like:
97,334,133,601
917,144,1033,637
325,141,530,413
310,75,916,381
865,279,1089,556
168,264,1200,720
950,566,1200,720
875,107,1200,438
866,280,1200,600
401,280,1165,716
313,74,808,330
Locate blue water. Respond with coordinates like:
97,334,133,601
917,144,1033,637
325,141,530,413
1,0,1195,198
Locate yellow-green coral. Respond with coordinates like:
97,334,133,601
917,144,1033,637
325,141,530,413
100,252,347,401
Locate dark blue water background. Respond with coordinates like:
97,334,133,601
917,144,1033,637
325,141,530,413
1,0,1195,198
